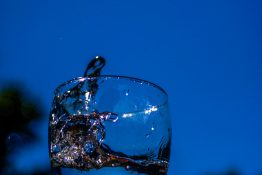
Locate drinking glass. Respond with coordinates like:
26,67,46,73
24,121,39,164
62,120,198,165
49,75,171,175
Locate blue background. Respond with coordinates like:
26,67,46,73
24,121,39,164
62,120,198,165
1,0,262,174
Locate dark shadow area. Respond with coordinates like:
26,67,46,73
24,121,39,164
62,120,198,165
0,84,49,175
203,169,241,175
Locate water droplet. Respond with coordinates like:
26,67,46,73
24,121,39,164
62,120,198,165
100,112,118,122
123,89,129,96
106,113,118,122
84,56,106,77
145,123,156,138
151,122,156,131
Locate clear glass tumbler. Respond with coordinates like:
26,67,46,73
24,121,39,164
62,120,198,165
49,75,171,175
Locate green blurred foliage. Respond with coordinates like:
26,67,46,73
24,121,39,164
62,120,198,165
0,85,49,174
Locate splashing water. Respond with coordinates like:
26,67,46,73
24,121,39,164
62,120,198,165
49,56,169,175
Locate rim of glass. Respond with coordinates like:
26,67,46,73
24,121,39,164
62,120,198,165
54,75,168,114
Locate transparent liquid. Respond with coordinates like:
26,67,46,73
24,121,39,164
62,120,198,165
49,113,169,175
49,60,171,175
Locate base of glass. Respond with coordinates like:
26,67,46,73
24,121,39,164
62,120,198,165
52,167,149,175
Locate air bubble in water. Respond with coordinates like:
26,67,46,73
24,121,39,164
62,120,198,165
84,142,95,155
51,144,61,153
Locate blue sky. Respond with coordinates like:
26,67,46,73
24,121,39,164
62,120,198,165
0,0,262,174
